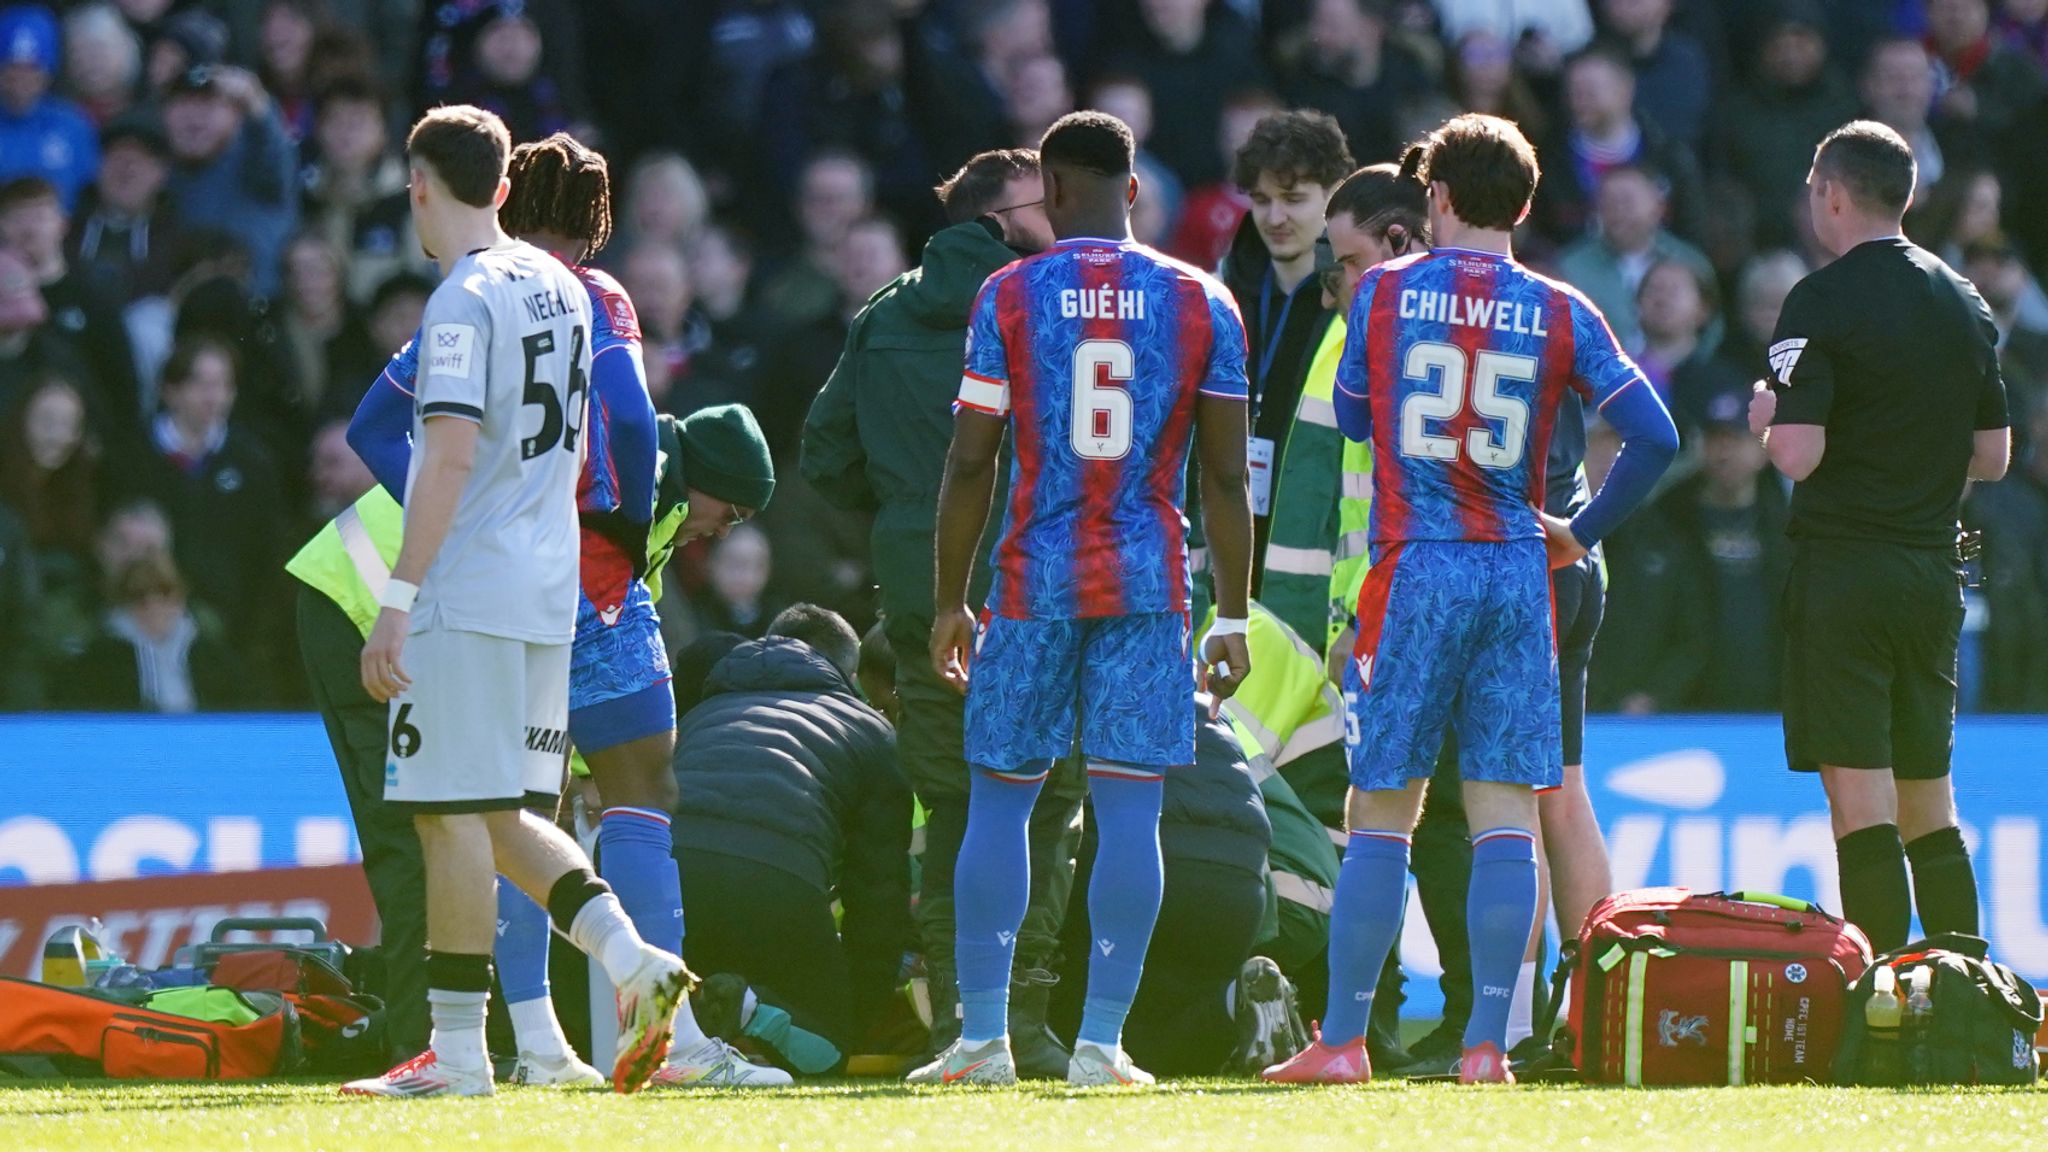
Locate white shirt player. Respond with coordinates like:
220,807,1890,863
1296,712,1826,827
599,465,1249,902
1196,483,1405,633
406,240,591,644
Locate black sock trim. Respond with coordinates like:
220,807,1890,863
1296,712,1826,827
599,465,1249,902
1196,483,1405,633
1836,823,1905,865
1904,824,1968,866
547,868,611,935
425,950,493,993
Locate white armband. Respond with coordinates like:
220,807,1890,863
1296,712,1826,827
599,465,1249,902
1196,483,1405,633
378,578,419,613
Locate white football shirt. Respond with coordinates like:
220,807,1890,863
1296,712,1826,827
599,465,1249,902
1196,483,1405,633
406,240,591,644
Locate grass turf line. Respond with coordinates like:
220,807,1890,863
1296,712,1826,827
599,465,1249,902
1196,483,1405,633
2,1080,2046,1151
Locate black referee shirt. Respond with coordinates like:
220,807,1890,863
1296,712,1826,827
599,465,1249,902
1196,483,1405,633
1767,237,2008,549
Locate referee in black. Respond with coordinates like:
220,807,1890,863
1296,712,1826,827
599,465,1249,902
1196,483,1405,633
1746,121,2011,954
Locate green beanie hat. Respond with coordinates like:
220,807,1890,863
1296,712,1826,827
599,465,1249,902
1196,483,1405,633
677,404,776,511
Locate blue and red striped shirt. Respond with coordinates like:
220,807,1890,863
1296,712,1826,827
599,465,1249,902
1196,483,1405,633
1335,247,1652,546
959,237,1248,620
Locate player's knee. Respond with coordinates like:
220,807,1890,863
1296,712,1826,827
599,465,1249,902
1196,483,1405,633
1820,766,1898,834
1345,780,1425,835
585,733,681,813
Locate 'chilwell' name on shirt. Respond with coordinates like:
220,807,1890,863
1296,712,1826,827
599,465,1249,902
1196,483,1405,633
1397,289,1548,336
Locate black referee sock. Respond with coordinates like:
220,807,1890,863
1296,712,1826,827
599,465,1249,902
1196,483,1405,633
1835,824,1911,953
1905,825,1980,937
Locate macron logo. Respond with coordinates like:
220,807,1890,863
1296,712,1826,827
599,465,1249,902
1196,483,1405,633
1097,938,1116,957
996,931,1013,946
1768,338,1807,386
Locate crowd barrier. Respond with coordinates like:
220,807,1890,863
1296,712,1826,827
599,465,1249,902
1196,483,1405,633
3,714,2044,1017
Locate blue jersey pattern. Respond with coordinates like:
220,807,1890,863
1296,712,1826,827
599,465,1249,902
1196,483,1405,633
1333,248,1647,547
961,238,1248,621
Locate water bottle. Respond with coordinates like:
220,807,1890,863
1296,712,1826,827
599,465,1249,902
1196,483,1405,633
1904,966,1935,1083
1864,966,1904,1084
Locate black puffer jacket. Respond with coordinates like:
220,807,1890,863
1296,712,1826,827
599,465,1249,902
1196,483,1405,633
671,637,913,994
1158,710,1274,877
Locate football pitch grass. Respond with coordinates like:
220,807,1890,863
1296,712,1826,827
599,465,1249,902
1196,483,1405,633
4,1079,2046,1151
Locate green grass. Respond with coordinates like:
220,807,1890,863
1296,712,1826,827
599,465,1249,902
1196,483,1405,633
4,1080,2047,1151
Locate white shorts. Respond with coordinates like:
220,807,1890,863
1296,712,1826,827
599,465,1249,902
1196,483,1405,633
383,628,571,813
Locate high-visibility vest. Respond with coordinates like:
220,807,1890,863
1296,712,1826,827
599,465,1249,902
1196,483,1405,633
285,487,405,639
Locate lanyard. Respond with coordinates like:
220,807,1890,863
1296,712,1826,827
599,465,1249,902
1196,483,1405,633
1254,268,1301,422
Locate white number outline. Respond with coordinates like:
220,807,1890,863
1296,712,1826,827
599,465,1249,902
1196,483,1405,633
1070,338,1135,461
1396,340,1538,471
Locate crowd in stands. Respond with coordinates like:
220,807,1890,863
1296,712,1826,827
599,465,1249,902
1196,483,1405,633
4,0,2048,714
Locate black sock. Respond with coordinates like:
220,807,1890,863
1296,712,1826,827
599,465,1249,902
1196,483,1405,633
1836,824,1911,953
545,868,612,936
424,950,493,993
1905,825,1979,937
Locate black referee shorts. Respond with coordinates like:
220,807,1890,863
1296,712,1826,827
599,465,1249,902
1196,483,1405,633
1782,539,1964,780
1553,553,1606,767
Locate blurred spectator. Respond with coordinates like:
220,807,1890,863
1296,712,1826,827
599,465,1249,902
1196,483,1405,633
1105,0,1270,187
299,76,418,304
1444,29,1549,141
620,241,698,410
923,0,1055,173
415,0,588,140
319,266,427,418
620,151,709,255
1167,86,1280,268
0,4,99,208
1925,0,2045,140
305,416,370,519
141,8,228,98
1283,0,1432,166
0,498,35,707
60,3,141,126
67,112,180,305
759,149,872,331
1536,44,1705,245
756,213,906,462
1861,36,1975,199
1696,172,1759,285
1086,73,1184,227
56,549,245,712
1632,257,1745,431
1554,163,1711,348
257,0,376,143
1600,0,1711,147
1967,398,2048,710
118,334,287,671
276,230,372,420
1434,0,1594,71
163,65,298,298
758,1,944,238
0,371,96,572
1909,165,2004,266
0,244,93,422
1,175,141,438
698,0,815,152
1962,233,2048,412
1998,0,2048,69
1710,3,1858,249
1713,248,1807,383
689,522,780,639
1003,51,1071,147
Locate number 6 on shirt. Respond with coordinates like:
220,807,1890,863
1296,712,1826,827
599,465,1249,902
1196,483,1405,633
1071,338,1134,460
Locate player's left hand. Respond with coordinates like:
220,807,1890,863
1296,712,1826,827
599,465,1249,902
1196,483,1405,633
1541,512,1589,571
1747,380,1776,440
1201,632,1251,707
930,605,977,695
361,608,412,702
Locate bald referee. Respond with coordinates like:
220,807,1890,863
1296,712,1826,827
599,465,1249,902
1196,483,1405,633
1747,121,2010,954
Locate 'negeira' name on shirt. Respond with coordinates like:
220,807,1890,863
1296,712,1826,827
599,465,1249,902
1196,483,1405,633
521,286,575,325
1059,286,1148,321
1398,289,1549,336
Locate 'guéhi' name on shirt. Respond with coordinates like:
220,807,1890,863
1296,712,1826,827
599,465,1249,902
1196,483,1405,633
1397,289,1549,336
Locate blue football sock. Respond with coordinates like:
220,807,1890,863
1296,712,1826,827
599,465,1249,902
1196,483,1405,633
494,878,552,1005
1321,831,1411,1047
599,806,684,956
953,763,1047,1044
1077,763,1166,1049
1465,828,1539,1053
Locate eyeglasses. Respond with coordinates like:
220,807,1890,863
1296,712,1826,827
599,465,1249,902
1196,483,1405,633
990,199,1044,217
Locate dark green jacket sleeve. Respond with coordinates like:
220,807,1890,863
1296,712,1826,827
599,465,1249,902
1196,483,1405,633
800,315,879,513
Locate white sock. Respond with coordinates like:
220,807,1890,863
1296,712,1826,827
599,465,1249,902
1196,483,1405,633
670,995,710,1055
507,996,571,1061
740,986,758,1028
428,989,489,1071
1505,959,1538,1047
1075,1039,1117,1059
568,893,647,987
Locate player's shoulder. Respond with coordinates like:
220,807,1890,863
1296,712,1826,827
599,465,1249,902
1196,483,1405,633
1502,257,1590,309
570,263,640,343
1130,243,1239,318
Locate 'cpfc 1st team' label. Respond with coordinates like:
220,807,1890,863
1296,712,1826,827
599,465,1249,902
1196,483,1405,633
426,324,478,378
